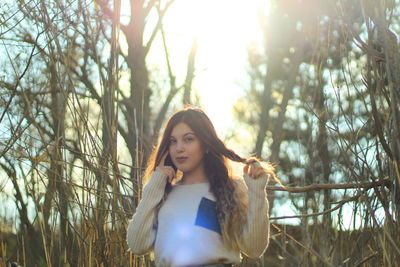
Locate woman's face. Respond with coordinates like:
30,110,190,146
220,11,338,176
168,122,206,174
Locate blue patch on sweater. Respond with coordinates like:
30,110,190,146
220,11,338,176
195,197,221,234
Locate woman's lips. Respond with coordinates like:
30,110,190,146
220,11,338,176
175,157,188,164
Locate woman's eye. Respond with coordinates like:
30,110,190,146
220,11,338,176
184,137,193,142
169,139,177,144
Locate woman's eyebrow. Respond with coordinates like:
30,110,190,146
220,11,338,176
170,132,195,138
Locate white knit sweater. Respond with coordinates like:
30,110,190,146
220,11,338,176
126,170,270,267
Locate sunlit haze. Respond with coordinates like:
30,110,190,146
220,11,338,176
163,0,268,137
122,0,269,141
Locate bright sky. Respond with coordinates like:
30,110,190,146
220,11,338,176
141,0,269,138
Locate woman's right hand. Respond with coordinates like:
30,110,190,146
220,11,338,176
156,151,176,183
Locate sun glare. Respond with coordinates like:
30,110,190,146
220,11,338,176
166,0,265,42
120,0,270,144
163,0,270,137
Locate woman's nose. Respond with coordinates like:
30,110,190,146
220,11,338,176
176,141,184,152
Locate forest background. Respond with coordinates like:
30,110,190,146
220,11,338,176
0,0,399,266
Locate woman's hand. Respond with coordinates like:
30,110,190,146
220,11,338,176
243,158,266,179
156,151,176,183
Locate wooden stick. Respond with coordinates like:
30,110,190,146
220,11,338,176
266,178,390,193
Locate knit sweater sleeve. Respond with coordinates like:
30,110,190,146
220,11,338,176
237,173,270,258
126,171,167,255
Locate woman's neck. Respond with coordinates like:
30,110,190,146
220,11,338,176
181,167,208,185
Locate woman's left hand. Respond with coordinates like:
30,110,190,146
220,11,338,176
243,158,266,179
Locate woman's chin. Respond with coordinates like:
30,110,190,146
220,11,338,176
176,166,192,174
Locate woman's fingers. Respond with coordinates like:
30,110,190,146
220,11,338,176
164,166,176,183
155,164,176,183
252,168,264,179
243,157,257,174
243,164,249,174
165,166,176,182
244,159,265,179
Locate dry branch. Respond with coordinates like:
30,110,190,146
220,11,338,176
266,178,390,193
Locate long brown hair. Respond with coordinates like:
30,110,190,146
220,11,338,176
143,106,275,249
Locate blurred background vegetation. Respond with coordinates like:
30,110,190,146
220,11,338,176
0,0,399,266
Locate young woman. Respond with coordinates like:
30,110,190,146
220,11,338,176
127,106,275,267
